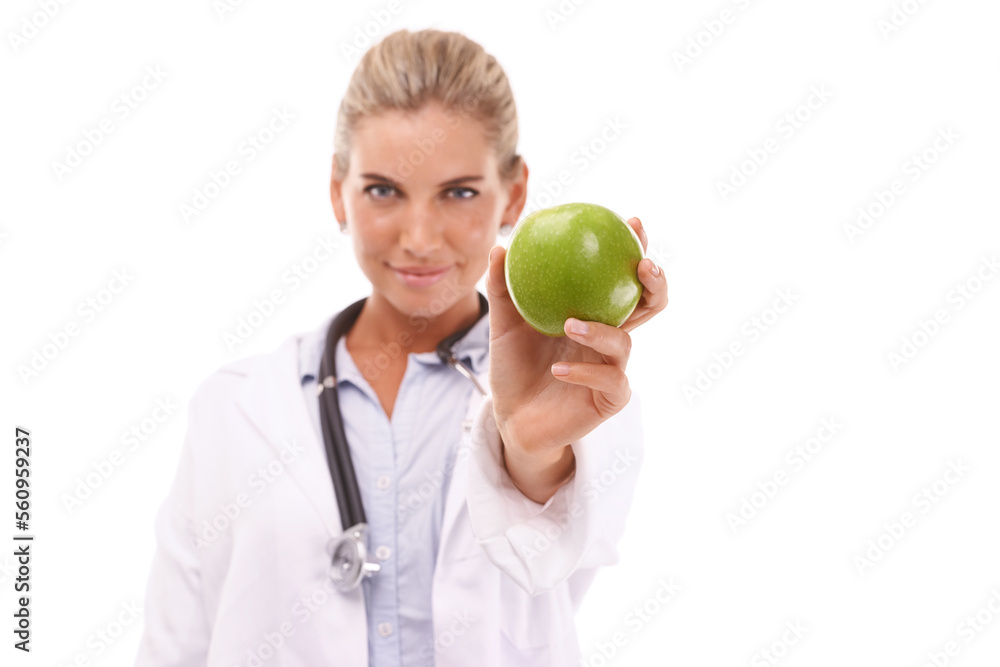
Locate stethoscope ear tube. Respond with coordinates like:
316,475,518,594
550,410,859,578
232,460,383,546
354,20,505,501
318,298,368,532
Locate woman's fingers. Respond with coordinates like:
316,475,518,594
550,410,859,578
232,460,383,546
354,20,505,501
550,360,631,409
626,217,648,254
618,216,667,332
562,318,632,369
621,256,668,332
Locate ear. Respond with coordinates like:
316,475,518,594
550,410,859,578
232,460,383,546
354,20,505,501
500,158,529,229
330,154,347,223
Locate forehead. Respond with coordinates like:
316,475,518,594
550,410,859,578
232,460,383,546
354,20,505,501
350,102,498,179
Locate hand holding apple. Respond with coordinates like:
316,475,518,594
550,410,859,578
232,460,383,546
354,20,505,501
485,210,668,504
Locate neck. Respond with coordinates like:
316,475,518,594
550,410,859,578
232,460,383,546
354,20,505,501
346,290,482,355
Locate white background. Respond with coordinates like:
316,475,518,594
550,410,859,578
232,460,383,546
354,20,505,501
2,0,999,665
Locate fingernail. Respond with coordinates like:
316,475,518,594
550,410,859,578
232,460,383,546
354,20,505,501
650,262,660,276
489,246,500,265
551,362,570,376
568,318,589,335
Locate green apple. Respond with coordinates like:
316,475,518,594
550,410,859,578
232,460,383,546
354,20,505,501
504,202,644,337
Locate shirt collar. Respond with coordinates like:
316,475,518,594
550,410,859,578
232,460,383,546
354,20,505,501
441,308,489,375
298,313,332,385
298,294,491,385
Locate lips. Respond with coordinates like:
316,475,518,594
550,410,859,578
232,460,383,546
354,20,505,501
390,264,452,287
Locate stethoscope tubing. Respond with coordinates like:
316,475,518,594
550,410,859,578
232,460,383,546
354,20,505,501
318,298,369,531
317,294,489,537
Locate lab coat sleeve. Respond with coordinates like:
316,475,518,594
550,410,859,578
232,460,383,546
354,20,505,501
465,392,644,596
134,396,213,665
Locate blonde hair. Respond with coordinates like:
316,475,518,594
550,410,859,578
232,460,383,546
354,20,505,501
333,29,521,182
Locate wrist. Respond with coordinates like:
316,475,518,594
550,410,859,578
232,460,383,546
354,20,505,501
500,434,576,504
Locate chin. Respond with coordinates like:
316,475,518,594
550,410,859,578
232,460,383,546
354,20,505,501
379,277,474,322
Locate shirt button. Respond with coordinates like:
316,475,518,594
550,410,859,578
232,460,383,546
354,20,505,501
375,545,391,561
377,622,393,637
376,476,391,490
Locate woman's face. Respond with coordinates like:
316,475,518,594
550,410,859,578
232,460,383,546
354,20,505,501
330,101,527,320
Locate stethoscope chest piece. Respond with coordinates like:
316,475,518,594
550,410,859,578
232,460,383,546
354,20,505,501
329,522,381,592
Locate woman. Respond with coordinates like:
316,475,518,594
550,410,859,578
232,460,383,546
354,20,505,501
136,28,667,666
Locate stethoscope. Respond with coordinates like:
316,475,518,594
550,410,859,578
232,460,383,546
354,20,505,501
317,293,489,593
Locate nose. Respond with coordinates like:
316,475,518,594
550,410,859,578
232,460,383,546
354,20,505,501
399,203,443,257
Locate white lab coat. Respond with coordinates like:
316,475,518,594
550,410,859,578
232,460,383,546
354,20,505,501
135,320,643,666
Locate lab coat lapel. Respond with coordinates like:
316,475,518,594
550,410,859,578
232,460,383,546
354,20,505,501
234,334,342,539
438,368,490,558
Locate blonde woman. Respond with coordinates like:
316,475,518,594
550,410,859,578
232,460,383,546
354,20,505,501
136,28,667,667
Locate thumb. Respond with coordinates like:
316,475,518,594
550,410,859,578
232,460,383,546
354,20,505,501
485,245,522,336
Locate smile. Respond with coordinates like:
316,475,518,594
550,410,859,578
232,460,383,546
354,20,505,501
391,265,452,287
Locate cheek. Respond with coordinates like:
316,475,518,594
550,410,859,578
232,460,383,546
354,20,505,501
350,225,392,264
450,218,493,254
460,197,504,240
348,208,398,256
452,232,494,281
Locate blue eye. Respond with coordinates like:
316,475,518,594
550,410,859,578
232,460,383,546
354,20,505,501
364,184,397,199
449,187,478,199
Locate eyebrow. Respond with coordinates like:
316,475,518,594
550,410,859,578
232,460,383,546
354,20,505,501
360,173,483,187
438,175,483,187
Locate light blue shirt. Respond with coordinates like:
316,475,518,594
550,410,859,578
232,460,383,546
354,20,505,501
298,299,490,667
